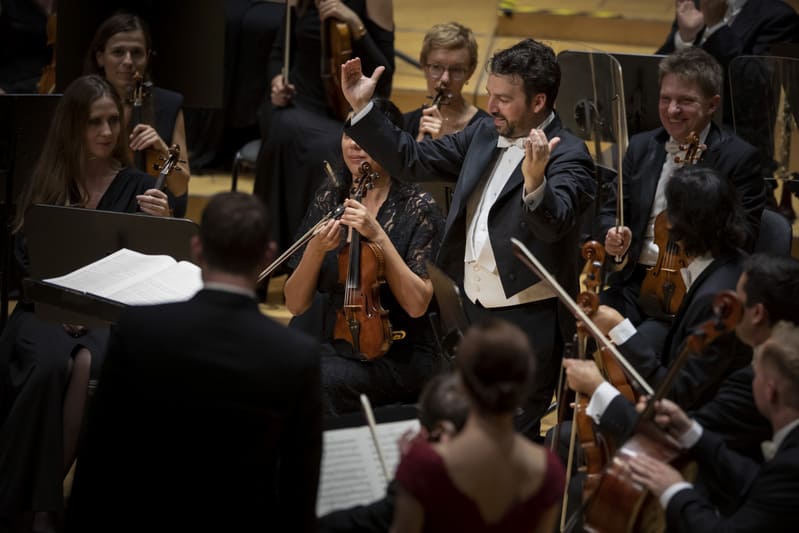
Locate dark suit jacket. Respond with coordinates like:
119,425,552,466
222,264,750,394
598,254,751,444
657,0,799,68
347,109,596,305
66,289,323,532
599,124,765,286
666,424,799,532
694,365,770,461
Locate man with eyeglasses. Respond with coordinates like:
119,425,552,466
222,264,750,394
340,38,596,440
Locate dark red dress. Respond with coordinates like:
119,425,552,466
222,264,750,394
395,438,565,532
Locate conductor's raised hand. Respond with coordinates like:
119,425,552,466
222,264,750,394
341,58,384,114
521,129,559,194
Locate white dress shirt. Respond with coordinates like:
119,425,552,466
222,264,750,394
463,112,556,307
638,123,710,266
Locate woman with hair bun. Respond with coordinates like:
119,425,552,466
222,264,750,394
391,318,565,533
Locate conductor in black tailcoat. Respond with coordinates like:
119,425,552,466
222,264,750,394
66,192,323,532
340,39,597,437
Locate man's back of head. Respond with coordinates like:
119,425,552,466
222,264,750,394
199,192,271,277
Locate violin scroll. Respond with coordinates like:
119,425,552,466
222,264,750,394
674,131,704,165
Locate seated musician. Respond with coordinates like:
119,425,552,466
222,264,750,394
283,97,445,415
403,22,488,141
628,321,799,533
565,253,799,517
600,47,765,333
255,0,395,254
84,12,191,217
0,74,170,529
569,165,752,420
391,318,565,533
65,192,322,532
320,371,469,532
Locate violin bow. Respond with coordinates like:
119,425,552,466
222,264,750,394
281,0,291,84
360,394,390,483
610,59,628,264
510,238,653,397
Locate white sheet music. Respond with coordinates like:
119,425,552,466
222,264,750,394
44,248,201,305
316,419,420,517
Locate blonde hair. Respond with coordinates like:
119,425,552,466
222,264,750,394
419,22,478,75
760,321,799,409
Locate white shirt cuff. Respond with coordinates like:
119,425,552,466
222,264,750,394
678,420,703,449
586,381,620,424
700,21,726,44
523,177,547,211
350,100,374,125
609,318,636,346
673,30,694,49
660,482,693,509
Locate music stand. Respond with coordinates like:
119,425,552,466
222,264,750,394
23,205,199,326
425,261,469,363
0,94,61,331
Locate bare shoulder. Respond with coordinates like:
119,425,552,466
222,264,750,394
513,436,550,496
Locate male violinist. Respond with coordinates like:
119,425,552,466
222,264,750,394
565,253,799,515
340,38,596,438
628,321,799,533
600,47,765,335
65,192,323,532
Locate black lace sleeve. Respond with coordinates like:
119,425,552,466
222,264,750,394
381,183,444,279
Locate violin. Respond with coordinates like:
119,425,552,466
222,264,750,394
582,291,742,533
511,238,655,532
639,132,702,319
320,17,353,121
37,13,57,94
333,161,393,360
127,72,159,175
556,242,637,530
153,145,182,191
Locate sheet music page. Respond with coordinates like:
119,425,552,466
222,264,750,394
43,248,177,298
316,418,419,516
108,261,202,305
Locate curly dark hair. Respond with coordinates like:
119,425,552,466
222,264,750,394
665,165,747,257
488,38,560,109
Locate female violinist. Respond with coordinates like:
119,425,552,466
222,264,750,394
0,75,170,529
283,98,445,415
84,12,191,216
403,22,488,141
255,0,394,254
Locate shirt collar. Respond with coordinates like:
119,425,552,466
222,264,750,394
203,281,257,299
680,253,714,290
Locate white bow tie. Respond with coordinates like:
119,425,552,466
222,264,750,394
497,136,528,150
761,440,777,461
665,138,686,155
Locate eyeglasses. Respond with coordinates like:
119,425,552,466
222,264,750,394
425,64,468,81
